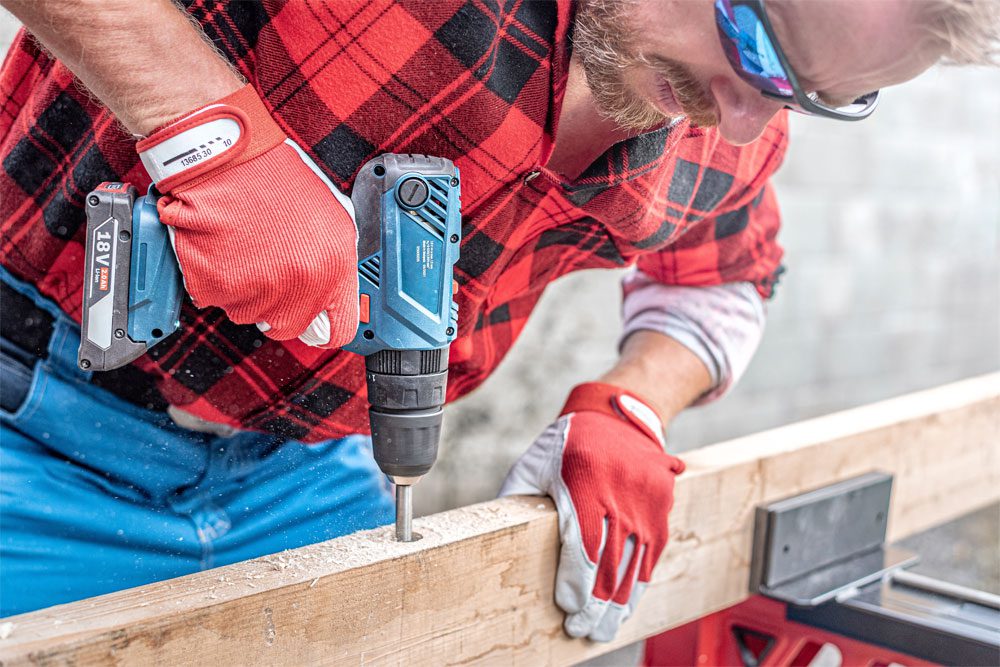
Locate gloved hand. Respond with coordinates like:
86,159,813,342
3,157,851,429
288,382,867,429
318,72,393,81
136,84,359,347
500,382,685,642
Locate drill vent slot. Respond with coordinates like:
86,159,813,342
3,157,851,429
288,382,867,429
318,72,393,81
419,349,444,374
415,179,449,235
370,350,402,374
366,349,447,375
359,255,381,287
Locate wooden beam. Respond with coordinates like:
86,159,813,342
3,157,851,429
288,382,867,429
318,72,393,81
1,374,997,666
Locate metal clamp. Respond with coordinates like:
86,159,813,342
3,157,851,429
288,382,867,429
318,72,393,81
749,471,916,606
750,472,1000,664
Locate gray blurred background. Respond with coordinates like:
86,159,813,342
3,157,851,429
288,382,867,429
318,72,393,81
2,14,997,517
428,66,1000,513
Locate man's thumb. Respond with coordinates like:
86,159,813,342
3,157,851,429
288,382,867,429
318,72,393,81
498,419,568,497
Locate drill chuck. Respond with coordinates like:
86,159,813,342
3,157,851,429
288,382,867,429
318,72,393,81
365,348,449,483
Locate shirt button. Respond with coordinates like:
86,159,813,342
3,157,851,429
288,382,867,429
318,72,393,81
523,170,541,184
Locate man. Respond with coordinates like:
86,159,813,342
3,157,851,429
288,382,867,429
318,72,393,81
0,0,994,640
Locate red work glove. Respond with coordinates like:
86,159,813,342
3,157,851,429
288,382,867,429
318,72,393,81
500,382,685,642
136,84,358,346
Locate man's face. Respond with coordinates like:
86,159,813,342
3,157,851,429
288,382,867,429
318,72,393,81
574,0,945,144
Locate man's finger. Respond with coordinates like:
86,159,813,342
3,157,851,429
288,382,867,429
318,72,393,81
612,538,642,604
256,310,334,345
498,420,567,497
592,519,625,602
626,580,647,621
554,513,602,614
588,601,631,642
298,311,330,347
588,543,646,641
564,597,609,639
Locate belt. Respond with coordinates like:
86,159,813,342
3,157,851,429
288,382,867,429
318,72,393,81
0,282,169,414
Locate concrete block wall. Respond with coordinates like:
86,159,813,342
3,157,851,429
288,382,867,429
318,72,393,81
2,15,997,517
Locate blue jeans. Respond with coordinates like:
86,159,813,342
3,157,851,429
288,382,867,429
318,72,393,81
0,270,394,617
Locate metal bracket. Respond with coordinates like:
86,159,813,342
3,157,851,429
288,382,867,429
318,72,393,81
750,471,917,606
750,472,1000,664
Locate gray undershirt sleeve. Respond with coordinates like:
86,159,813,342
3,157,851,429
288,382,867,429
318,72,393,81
619,269,766,405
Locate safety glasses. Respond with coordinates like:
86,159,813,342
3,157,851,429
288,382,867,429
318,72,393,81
714,0,879,121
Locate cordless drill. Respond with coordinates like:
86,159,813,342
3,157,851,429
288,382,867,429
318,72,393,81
78,154,462,542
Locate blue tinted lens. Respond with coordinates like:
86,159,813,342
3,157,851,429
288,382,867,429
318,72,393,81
714,0,793,97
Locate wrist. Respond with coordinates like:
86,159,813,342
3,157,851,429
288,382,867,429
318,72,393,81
127,77,245,137
137,84,285,190
561,382,666,447
600,331,713,423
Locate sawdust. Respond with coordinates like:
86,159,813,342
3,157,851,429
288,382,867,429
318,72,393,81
279,497,550,573
263,608,276,646
0,622,14,639
184,498,552,598
232,498,551,588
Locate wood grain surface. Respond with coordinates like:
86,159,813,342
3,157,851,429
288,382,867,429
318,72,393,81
1,373,997,666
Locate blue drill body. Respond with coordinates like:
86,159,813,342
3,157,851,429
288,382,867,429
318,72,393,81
127,187,184,349
343,164,461,357
79,154,461,542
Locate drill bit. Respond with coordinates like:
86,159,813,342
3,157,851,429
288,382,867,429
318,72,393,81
395,484,414,542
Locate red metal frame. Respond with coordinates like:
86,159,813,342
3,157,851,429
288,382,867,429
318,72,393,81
644,596,939,666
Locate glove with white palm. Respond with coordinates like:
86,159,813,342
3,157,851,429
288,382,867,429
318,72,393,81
500,382,685,642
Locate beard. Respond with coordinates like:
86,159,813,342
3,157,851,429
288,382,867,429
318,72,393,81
573,0,719,130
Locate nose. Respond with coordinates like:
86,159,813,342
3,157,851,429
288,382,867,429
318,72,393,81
709,76,785,145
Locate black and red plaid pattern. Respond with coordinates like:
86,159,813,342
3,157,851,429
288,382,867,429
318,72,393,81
0,0,787,442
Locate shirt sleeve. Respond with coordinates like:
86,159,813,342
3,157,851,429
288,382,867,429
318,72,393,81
620,271,765,404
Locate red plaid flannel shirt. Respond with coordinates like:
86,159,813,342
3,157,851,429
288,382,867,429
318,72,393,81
0,0,786,442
